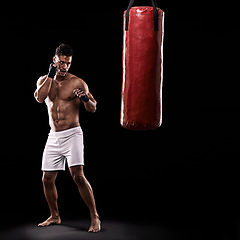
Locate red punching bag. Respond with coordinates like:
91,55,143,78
120,0,165,130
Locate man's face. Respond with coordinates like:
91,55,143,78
53,55,72,77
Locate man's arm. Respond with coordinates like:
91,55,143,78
34,63,57,103
34,76,53,103
85,91,97,113
73,82,97,113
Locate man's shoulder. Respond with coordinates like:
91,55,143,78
69,73,82,82
69,73,87,87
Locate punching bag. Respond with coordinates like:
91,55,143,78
120,0,164,130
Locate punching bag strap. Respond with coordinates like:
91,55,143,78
125,0,159,31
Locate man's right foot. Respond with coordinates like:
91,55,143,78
38,216,61,227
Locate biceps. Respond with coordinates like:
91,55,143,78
36,76,47,88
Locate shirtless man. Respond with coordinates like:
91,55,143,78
34,43,101,232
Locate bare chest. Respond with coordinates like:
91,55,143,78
49,79,77,101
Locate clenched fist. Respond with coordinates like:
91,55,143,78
73,88,89,102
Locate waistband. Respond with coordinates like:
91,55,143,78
49,126,83,138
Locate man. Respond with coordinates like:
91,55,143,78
34,43,101,232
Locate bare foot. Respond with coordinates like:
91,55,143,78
88,216,101,233
38,216,61,227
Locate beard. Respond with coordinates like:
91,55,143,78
57,69,68,77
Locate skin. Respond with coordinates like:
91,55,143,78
34,55,101,232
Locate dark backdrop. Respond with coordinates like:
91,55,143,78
1,0,239,237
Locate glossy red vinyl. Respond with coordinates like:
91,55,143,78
121,7,164,130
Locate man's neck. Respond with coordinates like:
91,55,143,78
55,73,68,81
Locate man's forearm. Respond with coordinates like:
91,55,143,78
35,63,57,103
84,99,97,113
73,88,97,113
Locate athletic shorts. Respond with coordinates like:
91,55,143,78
41,126,84,171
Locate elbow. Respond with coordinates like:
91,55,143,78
91,102,97,113
86,101,97,113
88,106,97,113
87,105,97,113
36,98,44,103
34,91,44,103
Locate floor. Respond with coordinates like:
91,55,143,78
0,218,208,240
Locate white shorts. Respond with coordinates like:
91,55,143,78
42,126,84,171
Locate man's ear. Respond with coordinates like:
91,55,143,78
53,56,57,63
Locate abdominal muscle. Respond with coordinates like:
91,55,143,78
46,98,81,132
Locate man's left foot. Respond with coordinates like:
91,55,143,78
88,216,101,233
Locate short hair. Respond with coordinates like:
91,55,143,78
55,43,73,57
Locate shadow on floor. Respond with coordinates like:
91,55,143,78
0,219,206,240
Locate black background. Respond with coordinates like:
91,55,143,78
1,0,239,238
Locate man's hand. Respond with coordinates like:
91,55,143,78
73,88,89,102
48,63,57,79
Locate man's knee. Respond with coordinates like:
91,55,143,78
69,166,85,185
72,172,85,185
42,172,57,186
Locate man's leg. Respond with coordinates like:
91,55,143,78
38,171,61,227
69,165,101,232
